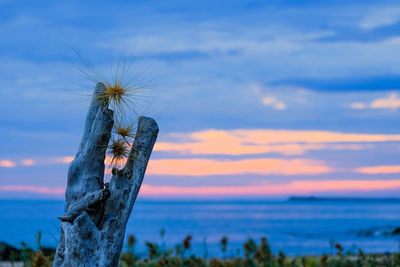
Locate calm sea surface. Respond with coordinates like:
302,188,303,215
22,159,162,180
1,199,400,256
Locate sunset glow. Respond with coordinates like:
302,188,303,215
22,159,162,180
2,179,400,197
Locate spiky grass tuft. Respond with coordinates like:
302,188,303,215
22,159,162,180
68,47,157,115
99,62,141,114
108,138,130,166
113,117,136,140
103,80,127,107
68,47,164,183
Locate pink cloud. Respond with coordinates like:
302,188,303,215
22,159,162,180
21,159,35,166
55,156,74,164
0,156,74,167
0,185,65,195
0,160,16,168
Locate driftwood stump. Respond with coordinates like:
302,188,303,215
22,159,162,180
53,83,159,267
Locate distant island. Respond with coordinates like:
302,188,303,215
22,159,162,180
288,196,400,202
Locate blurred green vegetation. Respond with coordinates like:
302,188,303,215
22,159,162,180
119,233,400,267
3,230,400,267
1,231,53,267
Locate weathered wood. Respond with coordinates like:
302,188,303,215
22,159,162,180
53,83,158,267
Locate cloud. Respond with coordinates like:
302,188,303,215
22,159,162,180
125,27,400,81
350,102,367,110
0,160,16,168
3,179,400,197
261,97,286,110
0,156,74,167
370,93,400,111
155,129,398,156
355,165,400,174
156,141,368,156
252,84,288,110
360,8,400,30
2,128,398,178
6,127,394,172
0,185,64,195
146,158,332,176
277,75,400,92
21,159,35,166
91,16,400,86
3,154,334,176
55,156,74,164
351,93,400,111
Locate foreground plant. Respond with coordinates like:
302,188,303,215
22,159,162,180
7,233,400,267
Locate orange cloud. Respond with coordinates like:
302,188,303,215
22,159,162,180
0,160,16,168
355,165,400,174
146,158,332,176
56,156,74,164
155,129,396,156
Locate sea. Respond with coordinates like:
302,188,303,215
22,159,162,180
1,198,400,257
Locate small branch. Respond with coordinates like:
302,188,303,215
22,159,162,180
58,188,110,223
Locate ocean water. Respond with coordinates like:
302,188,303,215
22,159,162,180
1,199,400,257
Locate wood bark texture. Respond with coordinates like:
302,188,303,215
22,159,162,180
53,83,159,267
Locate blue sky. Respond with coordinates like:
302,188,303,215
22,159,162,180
2,0,400,198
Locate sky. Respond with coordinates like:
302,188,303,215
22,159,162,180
1,0,400,198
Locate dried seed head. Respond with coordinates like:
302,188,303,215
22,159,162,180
101,81,127,105
114,122,135,139
116,126,132,138
108,138,129,165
